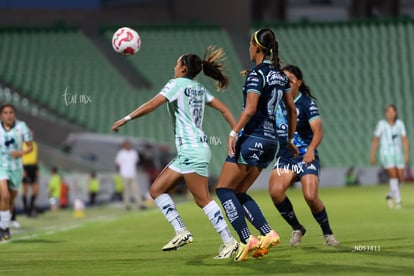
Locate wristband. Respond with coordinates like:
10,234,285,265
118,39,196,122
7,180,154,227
288,138,294,144
229,130,238,138
124,115,132,121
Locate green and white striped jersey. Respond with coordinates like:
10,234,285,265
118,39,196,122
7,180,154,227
0,120,32,170
374,119,407,156
159,77,214,150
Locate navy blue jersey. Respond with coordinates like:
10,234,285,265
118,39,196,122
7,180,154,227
275,92,320,156
241,60,290,140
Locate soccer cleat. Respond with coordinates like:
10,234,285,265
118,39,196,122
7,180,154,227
234,235,259,262
324,234,340,247
386,195,394,208
162,230,193,251
290,228,306,247
0,228,11,241
396,202,402,209
253,230,280,258
214,238,239,259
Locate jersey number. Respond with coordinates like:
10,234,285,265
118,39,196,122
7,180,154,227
267,89,282,117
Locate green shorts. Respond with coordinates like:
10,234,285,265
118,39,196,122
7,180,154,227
0,167,24,191
168,146,211,177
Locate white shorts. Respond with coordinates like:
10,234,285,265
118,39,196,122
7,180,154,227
168,146,211,177
380,153,404,169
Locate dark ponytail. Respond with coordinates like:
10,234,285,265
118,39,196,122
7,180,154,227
202,46,229,91
253,28,280,70
180,46,229,91
282,64,316,100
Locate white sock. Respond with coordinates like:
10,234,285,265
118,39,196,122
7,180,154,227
0,211,11,229
203,200,232,244
389,178,401,203
154,194,186,232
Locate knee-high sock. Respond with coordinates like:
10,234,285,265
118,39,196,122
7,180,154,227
216,188,250,243
22,195,28,212
274,196,305,232
203,200,232,244
236,193,272,235
0,211,11,229
30,195,37,212
312,207,333,235
154,194,186,232
389,178,401,203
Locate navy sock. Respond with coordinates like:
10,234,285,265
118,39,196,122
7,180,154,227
22,195,28,213
275,197,305,233
30,195,37,212
216,188,250,243
11,208,16,221
312,207,333,235
236,193,272,235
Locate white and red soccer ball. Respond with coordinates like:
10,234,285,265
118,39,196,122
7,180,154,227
112,27,141,55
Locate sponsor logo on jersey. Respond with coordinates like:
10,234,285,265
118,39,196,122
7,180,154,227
266,71,287,84
184,87,205,97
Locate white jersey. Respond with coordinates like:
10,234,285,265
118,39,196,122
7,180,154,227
0,120,32,170
159,77,214,150
374,119,406,156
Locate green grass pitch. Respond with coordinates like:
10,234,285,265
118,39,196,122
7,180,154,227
1,184,413,275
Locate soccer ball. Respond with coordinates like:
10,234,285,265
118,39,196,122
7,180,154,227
112,27,141,55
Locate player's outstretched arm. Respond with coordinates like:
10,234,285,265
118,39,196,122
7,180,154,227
112,94,167,132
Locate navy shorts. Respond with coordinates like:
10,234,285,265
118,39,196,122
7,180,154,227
273,154,320,180
226,134,278,168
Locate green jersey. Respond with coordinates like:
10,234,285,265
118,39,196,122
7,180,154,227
159,77,214,150
374,119,406,156
0,120,32,171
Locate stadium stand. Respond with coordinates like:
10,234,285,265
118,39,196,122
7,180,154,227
1,19,412,175
0,25,244,176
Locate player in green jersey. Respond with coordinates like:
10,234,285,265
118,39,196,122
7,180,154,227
112,47,239,259
0,104,33,241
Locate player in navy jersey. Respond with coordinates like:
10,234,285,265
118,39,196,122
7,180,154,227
215,28,297,261
270,64,339,247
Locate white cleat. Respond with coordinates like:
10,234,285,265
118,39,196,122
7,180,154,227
324,234,340,247
162,230,193,251
290,230,304,247
214,238,239,259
